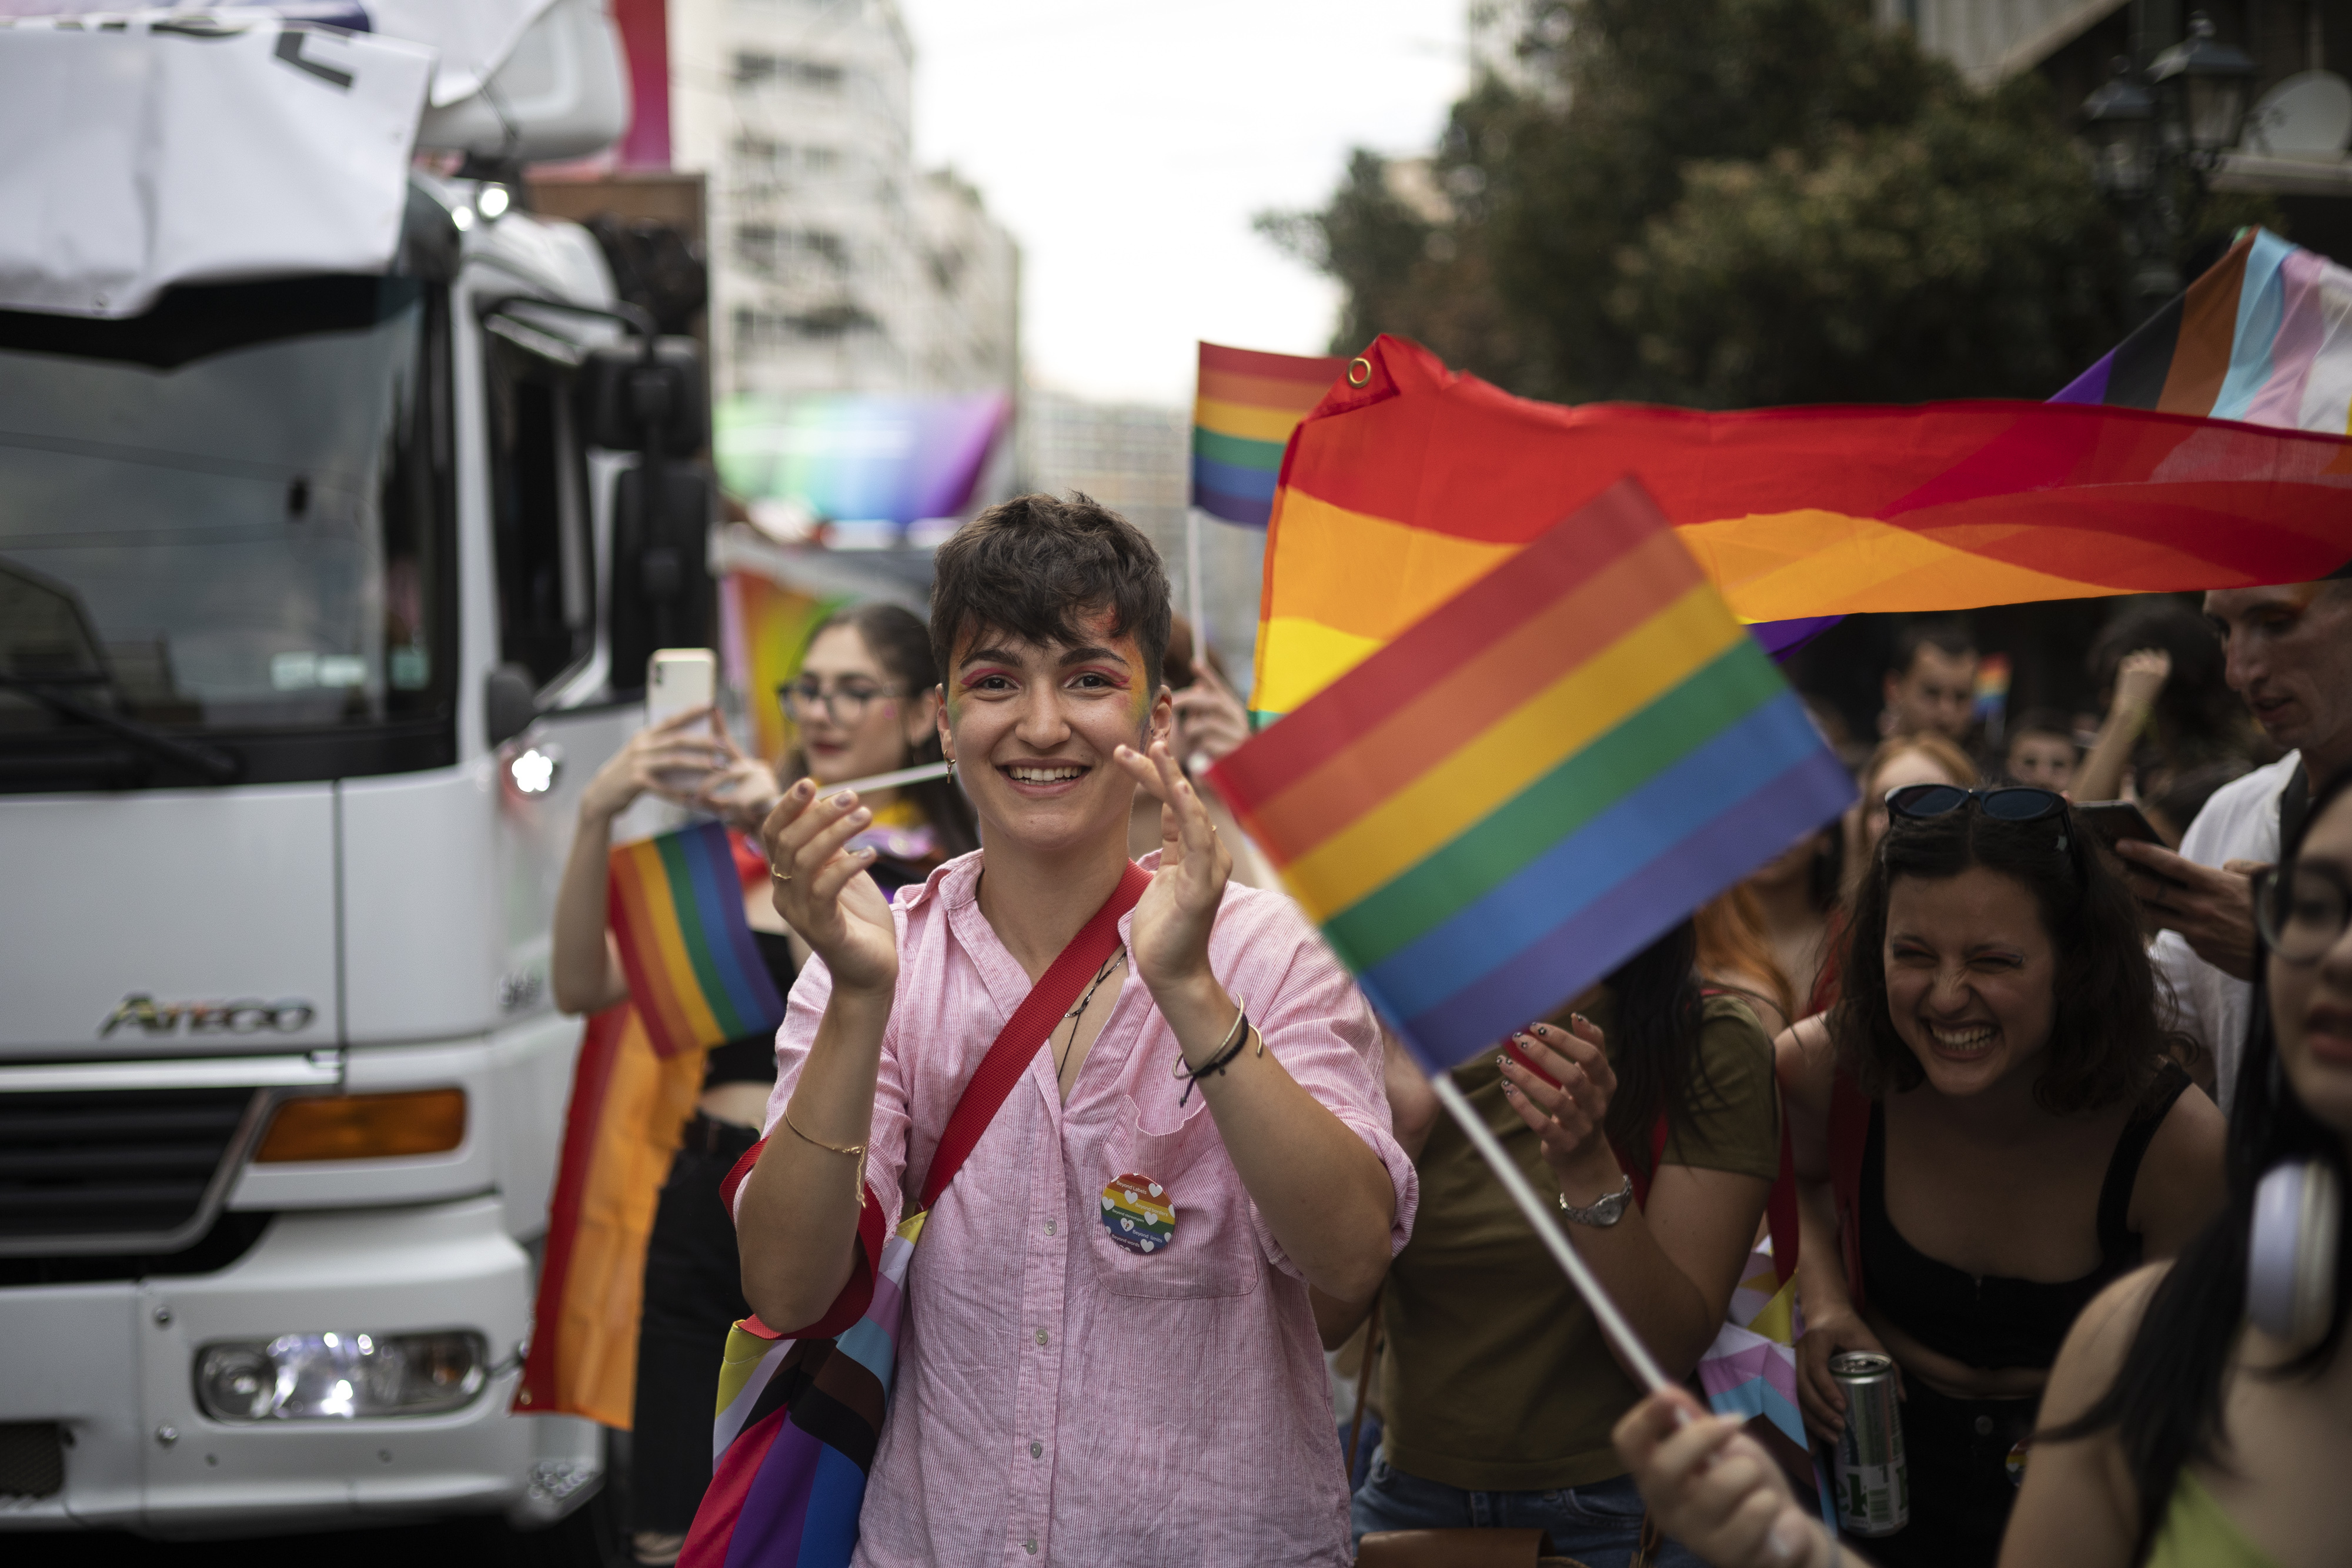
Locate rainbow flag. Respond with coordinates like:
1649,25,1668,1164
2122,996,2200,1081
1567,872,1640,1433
607,822,786,1059
514,1004,705,1426
1192,341,1347,526
1207,478,1854,1068
2054,228,2352,433
1251,335,2352,723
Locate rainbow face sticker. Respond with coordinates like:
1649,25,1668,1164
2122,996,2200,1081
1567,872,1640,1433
1099,1171,1174,1254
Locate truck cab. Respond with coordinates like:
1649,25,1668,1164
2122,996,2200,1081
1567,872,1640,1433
0,5,697,1549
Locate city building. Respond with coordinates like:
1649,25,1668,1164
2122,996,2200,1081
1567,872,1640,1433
666,0,1020,400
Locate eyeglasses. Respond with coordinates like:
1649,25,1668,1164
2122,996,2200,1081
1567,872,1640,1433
779,680,901,728
2253,863,2351,965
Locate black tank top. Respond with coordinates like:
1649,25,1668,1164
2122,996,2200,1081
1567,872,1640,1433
1859,1061,2191,1370
701,929,799,1088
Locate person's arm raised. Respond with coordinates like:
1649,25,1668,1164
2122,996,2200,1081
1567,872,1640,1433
551,709,730,1015
736,779,903,1331
1498,1019,1770,1385
2073,648,2169,806
1113,738,1399,1306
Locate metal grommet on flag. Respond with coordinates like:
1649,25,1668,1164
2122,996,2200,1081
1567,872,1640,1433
1347,356,1372,387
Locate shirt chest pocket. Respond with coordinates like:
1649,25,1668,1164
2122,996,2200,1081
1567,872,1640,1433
1084,1094,1262,1299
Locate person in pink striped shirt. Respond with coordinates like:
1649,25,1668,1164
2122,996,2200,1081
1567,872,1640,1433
738,493,1418,1566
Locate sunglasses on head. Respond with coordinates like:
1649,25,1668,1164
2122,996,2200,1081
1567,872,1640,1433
1883,783,2070,851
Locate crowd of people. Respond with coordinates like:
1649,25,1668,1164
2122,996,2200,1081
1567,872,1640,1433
552,492,2352,1568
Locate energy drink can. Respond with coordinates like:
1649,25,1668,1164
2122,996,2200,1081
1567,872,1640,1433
1830,1351,1909,1536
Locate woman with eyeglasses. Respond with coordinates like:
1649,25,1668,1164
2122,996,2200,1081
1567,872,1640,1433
1613,771,2352,1568
1773,783,2226,1566
547,601,973,1566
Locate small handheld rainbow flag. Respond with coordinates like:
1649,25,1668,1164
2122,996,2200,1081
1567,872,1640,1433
1208,477,1855,1069
1191,341,1346,527
607,822,786,1059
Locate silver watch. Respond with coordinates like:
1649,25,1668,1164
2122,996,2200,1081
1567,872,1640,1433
1557,1174,1634,1228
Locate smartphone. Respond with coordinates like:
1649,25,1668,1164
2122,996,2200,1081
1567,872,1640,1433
647,648,716,730
2075,799,2167,851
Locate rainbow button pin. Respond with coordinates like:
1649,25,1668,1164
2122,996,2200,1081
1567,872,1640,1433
1100,1171,1175,1255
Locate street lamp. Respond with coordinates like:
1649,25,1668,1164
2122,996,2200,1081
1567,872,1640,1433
2080,58,2155,196
2151,11,2255,162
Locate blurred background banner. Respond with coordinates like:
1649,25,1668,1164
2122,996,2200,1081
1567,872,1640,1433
1211,478,1853,1071
1250,332,2352,724
714,390,1010,531
1191,340,1346,527
718,570,848,764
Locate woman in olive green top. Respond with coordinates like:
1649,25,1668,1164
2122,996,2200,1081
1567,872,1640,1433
1337,920,1778,1567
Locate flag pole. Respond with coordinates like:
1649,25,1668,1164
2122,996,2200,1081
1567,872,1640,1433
1429,1074,1673,1395
1186,508,1206,650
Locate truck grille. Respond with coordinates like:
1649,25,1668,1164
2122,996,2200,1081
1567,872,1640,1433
0,1087,262,1252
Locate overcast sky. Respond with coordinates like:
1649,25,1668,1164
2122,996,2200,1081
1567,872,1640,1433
898,1,1470,407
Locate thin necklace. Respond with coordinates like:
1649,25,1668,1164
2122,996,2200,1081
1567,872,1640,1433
1057,948,1124,1084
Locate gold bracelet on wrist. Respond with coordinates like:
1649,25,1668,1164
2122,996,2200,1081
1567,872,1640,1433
781,1102,868,1208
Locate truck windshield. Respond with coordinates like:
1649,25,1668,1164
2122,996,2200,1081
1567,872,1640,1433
0,275,452,741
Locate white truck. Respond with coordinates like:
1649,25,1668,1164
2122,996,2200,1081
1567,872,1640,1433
0,4,711,1553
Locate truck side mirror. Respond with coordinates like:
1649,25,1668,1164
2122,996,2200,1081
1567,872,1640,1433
578,339,707,456
607,467,713,693
484,663,539,748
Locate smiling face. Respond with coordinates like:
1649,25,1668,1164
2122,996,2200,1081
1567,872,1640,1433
2205,584,2352,781
2270,788,2352,1141
940,612,1173,857
793,623,938,787
1882,865,2058,1098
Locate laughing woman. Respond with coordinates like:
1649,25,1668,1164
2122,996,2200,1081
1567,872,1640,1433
1779,785,2226,1567
732,494,1416,1567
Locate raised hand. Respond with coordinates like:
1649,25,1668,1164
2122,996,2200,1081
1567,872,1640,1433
1171,661,1251,773
1112,737,1232,995
579,706,730,824
760,780,898,996
1498,1017,1620,1191
692,710,784,831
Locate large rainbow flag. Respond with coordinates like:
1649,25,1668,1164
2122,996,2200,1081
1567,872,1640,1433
2054,228,2352,432
1192,341,1347,526
514,1004,704,1426
1208,478,1853,1067
607,822,786,1059
1250,333,2352,723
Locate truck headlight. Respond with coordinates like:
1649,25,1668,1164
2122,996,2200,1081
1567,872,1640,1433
195,1330,488,1422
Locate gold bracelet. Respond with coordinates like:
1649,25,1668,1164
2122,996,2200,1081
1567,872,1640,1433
781,1102,868,1208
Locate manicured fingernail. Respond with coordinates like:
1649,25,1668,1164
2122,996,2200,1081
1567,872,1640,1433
794,779,813,797
833,791,856,808
851,808,871,824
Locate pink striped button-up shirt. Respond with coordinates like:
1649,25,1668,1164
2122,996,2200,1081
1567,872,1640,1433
753,851,1417,1567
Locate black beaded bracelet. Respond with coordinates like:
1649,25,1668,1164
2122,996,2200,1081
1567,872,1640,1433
1174,1011,1252,1105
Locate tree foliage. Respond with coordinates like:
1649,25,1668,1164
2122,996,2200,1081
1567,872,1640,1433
1259,0,2132,407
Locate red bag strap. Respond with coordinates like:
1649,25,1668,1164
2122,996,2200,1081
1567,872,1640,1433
917,860,1152,1212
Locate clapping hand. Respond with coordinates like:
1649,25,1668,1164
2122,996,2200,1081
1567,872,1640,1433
760,780,897,996
1112,737,1232,995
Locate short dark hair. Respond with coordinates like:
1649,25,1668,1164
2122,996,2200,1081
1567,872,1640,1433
1831,799,2174,1114
2007,707,2077,745
929,493,1171,693
1890,618,1977,678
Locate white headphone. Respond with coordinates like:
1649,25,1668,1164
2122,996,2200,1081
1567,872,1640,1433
2248,1159,2342,1350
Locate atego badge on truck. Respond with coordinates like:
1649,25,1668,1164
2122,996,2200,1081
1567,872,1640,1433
0,4,714,1556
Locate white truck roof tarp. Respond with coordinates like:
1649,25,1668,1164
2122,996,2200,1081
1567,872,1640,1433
0,1,555,102
0,14,437,317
